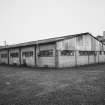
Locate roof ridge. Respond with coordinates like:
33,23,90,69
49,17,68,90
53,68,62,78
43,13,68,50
0,32,90,49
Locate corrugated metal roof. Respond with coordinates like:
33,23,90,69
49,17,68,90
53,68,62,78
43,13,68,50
0,32,90,49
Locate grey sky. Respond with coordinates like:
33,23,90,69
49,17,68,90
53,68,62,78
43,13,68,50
0,0,105,45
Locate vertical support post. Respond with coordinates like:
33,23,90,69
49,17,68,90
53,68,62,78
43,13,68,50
19,47,21,65
34,45,37,67
7,49,9,65
98,51,99,64
36,41,40,67
94,51,96,64
75,50,77,66
55,42,58,68
88,52,89,65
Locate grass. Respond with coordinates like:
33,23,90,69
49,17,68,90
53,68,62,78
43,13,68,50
0,64,105,105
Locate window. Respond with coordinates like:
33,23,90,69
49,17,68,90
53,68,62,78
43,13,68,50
79,51,88,56
38,50,53,57
10,53,19,58
99,51,102,55
61,50,74,56
88,51,96,55
22,51,33,57
1,54,8,58
79,51,96,56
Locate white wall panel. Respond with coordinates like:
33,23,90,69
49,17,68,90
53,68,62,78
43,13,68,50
36,44,55,67
21,46,35,66
0,50,8,64
9,48,20,65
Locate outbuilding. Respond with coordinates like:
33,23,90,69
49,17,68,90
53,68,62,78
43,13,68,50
0,32,105,68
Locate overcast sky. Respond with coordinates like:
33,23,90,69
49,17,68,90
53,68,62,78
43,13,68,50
0,0,105,45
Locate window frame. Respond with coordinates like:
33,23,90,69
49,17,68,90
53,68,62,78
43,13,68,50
10,52,19,58
79,51,96,56
22,51,33,57
99,51,102,55
60,50,74,56
1,54,8,58
38,49,53,57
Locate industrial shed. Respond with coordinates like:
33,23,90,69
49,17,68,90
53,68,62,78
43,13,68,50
0,32,105,68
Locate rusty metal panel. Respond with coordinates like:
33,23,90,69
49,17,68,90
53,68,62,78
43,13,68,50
57,34,102,51
95,40,100,51
58,34,103,51
57,34,92,51
76,34,91,51
91,36,96,51
57,38,76,50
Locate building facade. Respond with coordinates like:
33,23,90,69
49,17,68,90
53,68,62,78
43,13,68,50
0,32,105,68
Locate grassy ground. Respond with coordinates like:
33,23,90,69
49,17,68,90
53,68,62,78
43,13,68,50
0,64,105,105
